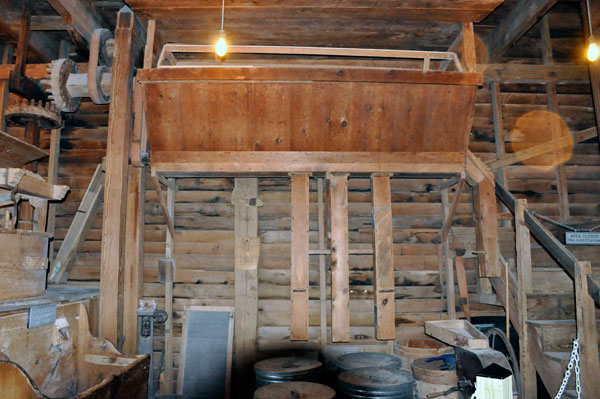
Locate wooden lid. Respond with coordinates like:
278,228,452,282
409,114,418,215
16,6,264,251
253,382,335,399
336,352,402,372
254,357,321,377
338,367,413,395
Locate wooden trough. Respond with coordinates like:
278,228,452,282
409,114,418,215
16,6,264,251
0,302,149,399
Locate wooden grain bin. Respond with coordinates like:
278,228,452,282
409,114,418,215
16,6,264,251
0,229,50,301
411,358,458,399
0,302,149,398
394,338,454,373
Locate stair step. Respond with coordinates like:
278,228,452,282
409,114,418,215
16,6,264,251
528,320,600,352
541,351,576,391
527,294,576,321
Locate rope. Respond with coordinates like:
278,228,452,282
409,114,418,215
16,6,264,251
531,211,600,232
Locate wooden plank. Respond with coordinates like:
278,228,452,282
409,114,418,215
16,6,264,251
137,66,483,85
290,173,310,341
232,178,259,398
99,6,136,345
122,166,146,355
151,151,466,176
574,261,600,398
39,128,61,242
441,188,456,319
49,164,104,283
127,0,503,23
480,63,589,82
371,173,395,340
452,233,471,322
483,0,559,63
45,0,106,44
515,199,536,399
425,320,488,349
486,127,597,171
317,178,327,347
143,19,156,69
433,178,465,244
0,130,47,168
490,81,508,187
163,180,175,394
329,173,350,343
152,176,176,239
0,81,8,132
461,22,476,73
473,178,500,277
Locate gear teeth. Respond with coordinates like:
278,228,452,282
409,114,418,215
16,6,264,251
40,79,50,85
48,95,55,100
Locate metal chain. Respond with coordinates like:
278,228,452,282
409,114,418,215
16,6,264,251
555,336,581,399
531,211,600,232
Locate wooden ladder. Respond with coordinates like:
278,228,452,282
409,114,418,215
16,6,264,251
48,163,105,283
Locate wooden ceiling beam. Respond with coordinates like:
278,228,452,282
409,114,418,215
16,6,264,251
483,0,559,63
128,0,503,23
45,0,108,48
0,0,58,61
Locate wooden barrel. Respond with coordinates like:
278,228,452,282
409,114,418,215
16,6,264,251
338,367,413,398
411,358,458,399
254,357,322,388
335,352,402,373
254,381,335,399
394,338,453,372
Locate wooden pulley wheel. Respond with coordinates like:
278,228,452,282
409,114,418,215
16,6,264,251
88,28,113,104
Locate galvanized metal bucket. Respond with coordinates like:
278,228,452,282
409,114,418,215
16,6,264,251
254,357,322,388
253,381,336,399
338,367,414,399
335,352,402,373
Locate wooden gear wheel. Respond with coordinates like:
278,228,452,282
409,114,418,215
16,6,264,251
42,58,82,113
4,100,62,130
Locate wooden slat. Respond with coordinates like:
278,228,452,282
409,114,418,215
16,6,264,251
441,187,456,319
290,173,310,341
163,181,175,394
461,22,476,73
0,80,7,132
143,19,156,69
515,199,536,399
473,178,500,277
317,178,327,347
452,233,471,321
45,0,106,44
99,7,136,344
329,173,350,343
371,174,395,340
122,165,146,355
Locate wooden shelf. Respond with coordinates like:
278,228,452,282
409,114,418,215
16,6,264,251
0,130,47,168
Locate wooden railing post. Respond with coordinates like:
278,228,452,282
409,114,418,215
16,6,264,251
574,261,600,397
515,199,536,398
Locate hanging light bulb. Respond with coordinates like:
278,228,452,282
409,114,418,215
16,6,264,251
588,36,599,62
585,0,598,62
216,30,228,58
215,0,228,58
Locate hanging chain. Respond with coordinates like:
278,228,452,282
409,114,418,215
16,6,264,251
555,336,581,399
531,211,600,232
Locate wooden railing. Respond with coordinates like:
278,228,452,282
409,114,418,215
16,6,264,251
494,181,600,397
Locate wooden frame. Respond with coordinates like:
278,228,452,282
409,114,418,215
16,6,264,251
156,44,464,72
177,306,234,399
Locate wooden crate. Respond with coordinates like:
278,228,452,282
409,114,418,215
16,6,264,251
0,229,50,301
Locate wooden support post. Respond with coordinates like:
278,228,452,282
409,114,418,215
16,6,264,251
371,173,395,340
515,199,536,398
317,178,327,347
441,188,456,319
490,80,509,188
99,6,136,345
162,180,175,393
540,16,570,222
434,178,465,244
38,128,61,236
473,179,501,277
143,20,156,69
328,173,350,343
290,173,311,341
574,260,600,398
452,233,471,321
122,165,145,355
233,178,259,398
462,22,476,72
0,80,7,132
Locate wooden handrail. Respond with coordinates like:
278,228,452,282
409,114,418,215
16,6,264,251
495,181,600,307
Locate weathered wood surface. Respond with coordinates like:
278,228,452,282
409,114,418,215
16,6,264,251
0,130,47,167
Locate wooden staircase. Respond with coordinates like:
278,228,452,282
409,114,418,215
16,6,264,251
488,183,600,399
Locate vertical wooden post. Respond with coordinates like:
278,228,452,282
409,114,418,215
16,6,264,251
473,179,500,277
233,178,259,397
515,199,536,398
540,16,570,222
122,165,146,355
441,188,456,319
38,128,61,236
328,173,350,343
317,178,327,347
462,22,476,72
0,80,7,132
290,173,311,341
574,260,600,398
143,20,156,69
371,173,395,340
490,80,508,188
99,6,136,344
163,180,175,392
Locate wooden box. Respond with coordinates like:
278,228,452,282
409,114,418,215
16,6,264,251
0,229,50,301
